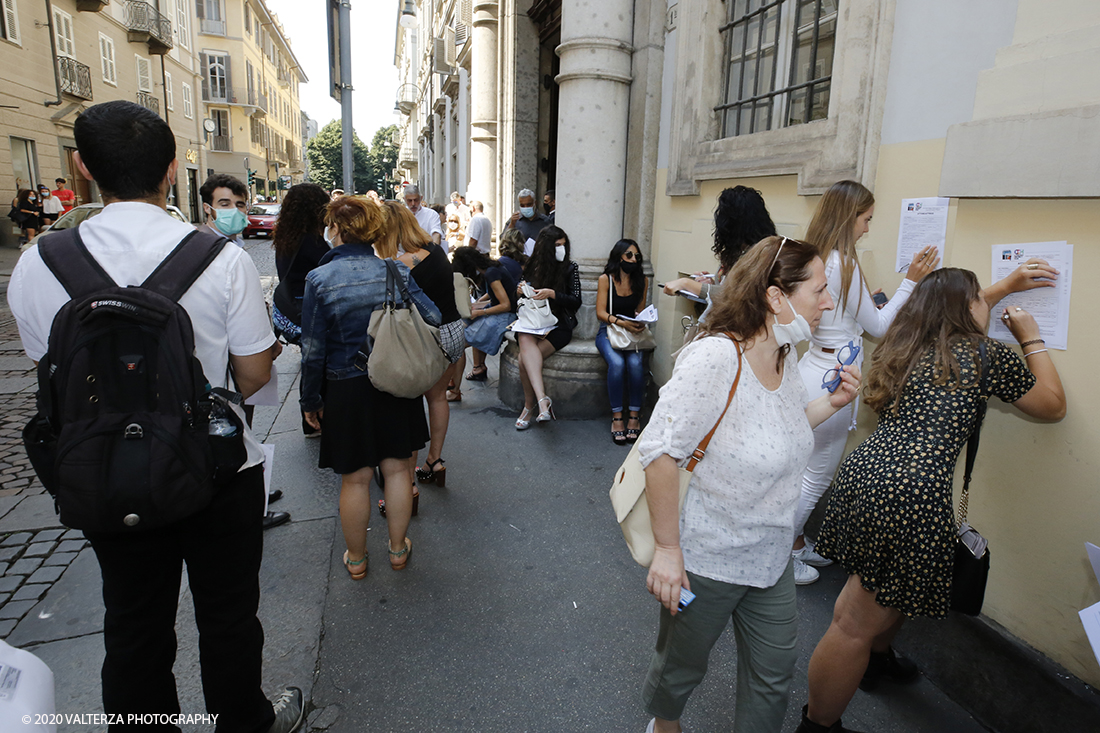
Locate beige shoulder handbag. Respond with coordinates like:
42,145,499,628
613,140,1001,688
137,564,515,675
608,336,742,566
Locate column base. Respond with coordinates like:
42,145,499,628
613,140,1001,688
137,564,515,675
498,335,610,419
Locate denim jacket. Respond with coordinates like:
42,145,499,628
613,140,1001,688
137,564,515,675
299,242,441,412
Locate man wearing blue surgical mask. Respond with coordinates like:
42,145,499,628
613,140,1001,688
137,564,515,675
507,187,551,257
198,173,250,245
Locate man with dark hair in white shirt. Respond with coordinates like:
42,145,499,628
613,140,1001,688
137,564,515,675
7,100,304,733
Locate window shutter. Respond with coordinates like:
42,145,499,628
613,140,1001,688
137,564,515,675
54,10,74,58
224,55,234,103
455,0,470,46
100,35,117,83
165,72,174,110
195,0,204,20
136,56,152,92
2,0,20,44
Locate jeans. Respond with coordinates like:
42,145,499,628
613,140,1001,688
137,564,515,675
85,467,274,733
595,324,645,413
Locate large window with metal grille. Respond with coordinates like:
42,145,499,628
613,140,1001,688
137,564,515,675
718,0,837,138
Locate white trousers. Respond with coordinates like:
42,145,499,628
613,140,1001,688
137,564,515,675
793,346,859,538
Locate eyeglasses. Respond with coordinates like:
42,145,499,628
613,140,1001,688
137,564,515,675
822,340,860,393
621,251,640,261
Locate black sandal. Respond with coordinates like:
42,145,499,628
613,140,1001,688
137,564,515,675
466,365,488,381
625,412,642,444
611,418,627,446
415,458,446,487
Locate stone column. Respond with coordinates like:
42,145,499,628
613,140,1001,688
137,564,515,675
468,0,499,226
498,0,638,418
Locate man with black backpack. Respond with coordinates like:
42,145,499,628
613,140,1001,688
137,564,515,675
8,101,303,732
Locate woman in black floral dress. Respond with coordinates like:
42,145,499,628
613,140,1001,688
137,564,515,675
796,267,1066,733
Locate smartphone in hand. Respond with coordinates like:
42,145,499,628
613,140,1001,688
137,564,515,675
872,292,889,308
678,587,696,612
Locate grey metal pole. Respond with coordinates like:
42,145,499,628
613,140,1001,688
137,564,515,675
339,0,354,193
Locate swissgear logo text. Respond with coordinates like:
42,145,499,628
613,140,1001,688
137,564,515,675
89,299,140,314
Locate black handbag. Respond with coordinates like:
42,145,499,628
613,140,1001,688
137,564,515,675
950,342,991,616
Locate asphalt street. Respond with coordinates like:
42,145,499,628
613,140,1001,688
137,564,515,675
0,237,992,732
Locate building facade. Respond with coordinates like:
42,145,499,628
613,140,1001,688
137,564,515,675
1,0,310,247
0,0,210,245
395,0,1100,720
195,0,307,202
648,0,1100,714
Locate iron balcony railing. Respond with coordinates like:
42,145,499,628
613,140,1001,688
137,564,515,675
201,82,267,115
211,135,231,152
201,18,226,36
58,56,93,100
396,84,418,115
398,142,418,166
125,0,173,53
136,90,160,114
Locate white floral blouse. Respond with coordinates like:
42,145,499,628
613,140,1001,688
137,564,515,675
637,336,814,588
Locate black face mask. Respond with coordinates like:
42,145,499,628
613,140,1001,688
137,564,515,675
620,261,640,274
543,203,553,215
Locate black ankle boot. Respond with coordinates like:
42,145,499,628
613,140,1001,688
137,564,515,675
859,646,920,691
794,705,865,733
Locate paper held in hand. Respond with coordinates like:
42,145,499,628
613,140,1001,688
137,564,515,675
616,304,659,323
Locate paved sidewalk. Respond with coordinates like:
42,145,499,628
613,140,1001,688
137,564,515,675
0,240,1000,732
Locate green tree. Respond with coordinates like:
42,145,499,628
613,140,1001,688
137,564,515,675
367,125,399,198
306,120,372,193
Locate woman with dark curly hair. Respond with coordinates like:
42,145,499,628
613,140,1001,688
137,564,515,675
271,182,331,437
271,182,331,344
514,225,581,428
662,186,777,301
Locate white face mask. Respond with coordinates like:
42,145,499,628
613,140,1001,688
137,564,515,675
772,294,813,347
323,226,336,247
554,244,566,262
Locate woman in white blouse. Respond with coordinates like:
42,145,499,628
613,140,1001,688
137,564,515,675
791,181,939,585
638,237,861,733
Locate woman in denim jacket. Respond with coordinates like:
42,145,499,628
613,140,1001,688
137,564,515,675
300,196,441,577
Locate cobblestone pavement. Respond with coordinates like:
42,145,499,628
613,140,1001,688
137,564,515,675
0,309,86,639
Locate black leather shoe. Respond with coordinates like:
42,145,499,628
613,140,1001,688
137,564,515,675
268,489,283,504
263,511,291,530
794,705,865,733
860,646,920,691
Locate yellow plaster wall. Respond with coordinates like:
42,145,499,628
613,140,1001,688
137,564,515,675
648,139,1100,686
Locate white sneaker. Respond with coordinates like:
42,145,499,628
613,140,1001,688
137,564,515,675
792,544,833,568
793,558,820,585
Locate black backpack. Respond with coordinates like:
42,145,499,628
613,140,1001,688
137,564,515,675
22,226,246,533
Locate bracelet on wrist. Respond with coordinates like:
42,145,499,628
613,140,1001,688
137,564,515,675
1020,338,1045,348
1023,348,1048,358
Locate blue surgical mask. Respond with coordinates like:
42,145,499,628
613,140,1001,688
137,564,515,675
520,206,535,218
210,206,247,237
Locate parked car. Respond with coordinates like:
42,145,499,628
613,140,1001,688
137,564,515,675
244,203,281,238
21,203,187,251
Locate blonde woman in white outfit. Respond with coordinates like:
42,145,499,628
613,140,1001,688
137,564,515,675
791,181,939,585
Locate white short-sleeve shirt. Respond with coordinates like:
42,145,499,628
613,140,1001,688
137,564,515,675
412,205,443,239
637,336,814,588
7,201,276,468
466,214,492,253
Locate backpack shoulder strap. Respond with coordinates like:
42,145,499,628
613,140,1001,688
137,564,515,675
38,227,116,298
141,229,229,302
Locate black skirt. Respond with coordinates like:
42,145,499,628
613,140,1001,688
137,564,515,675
318,374,429,474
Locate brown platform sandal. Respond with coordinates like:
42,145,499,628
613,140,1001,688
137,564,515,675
389,537,412,570
415,458,446,487
343,551,368,580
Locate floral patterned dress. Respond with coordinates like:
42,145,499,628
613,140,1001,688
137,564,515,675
815,338,1035,618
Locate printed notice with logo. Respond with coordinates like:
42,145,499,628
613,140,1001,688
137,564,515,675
895,197,950,273
988,242,1073,350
